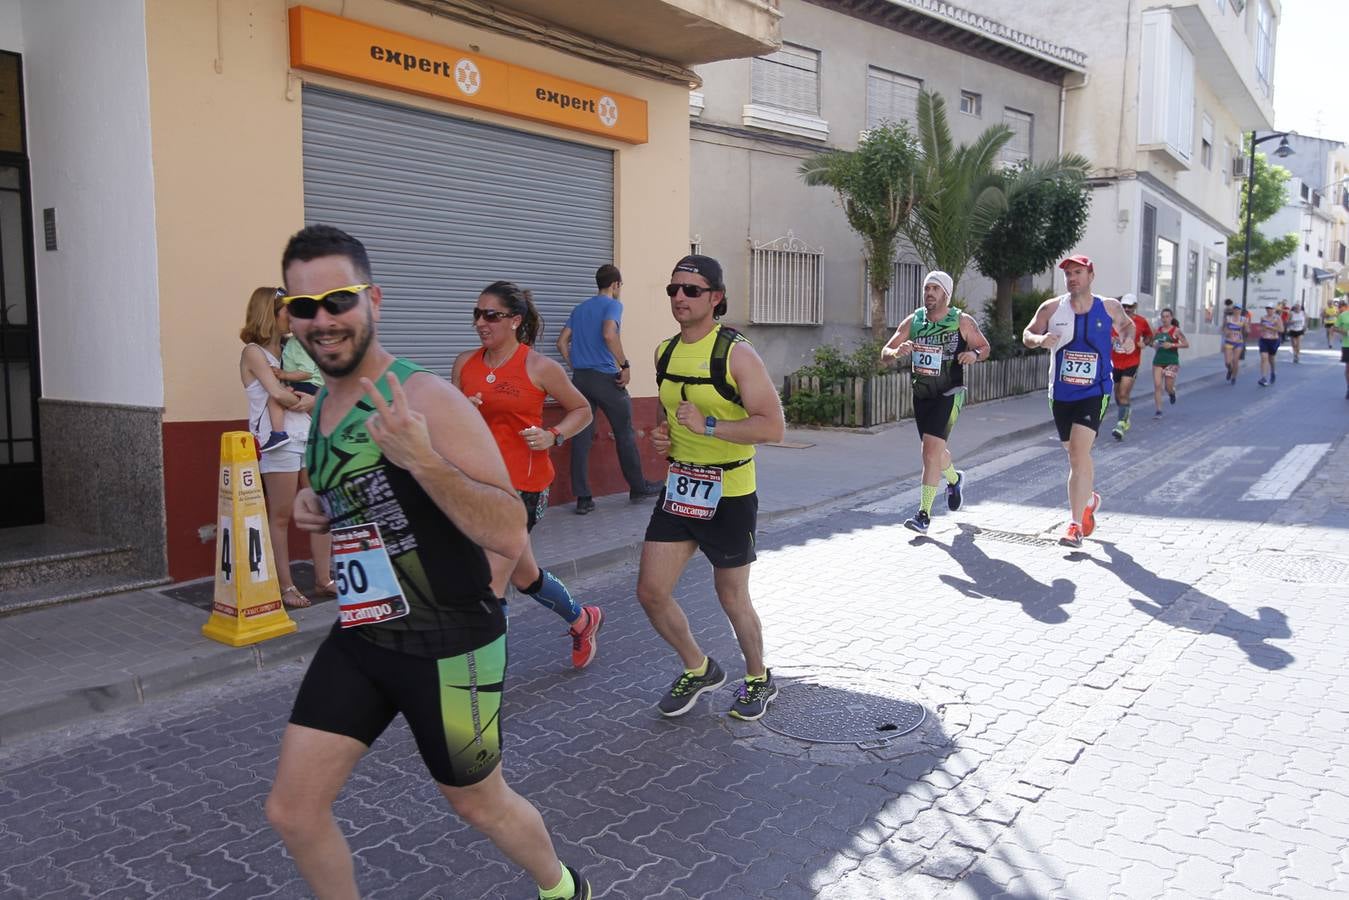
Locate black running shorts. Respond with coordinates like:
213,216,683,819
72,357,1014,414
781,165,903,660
644,490,758,569
1341,347,1349,363
913,393,964,441
1258,338,1280,356
1111,365,1139,383
1051,395,1109,442
518,489,549,533
289,625,506,787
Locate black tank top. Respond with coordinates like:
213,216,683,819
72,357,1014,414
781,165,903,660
305,358,504,657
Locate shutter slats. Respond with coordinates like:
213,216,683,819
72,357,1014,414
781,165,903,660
301,88,615,377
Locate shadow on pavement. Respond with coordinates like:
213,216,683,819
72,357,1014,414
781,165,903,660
1087,541,1294,671
931,524,1076,624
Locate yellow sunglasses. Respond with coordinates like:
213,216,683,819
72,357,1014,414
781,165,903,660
278,283,371,319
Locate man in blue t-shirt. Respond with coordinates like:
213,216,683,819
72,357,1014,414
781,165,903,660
557,264,659,514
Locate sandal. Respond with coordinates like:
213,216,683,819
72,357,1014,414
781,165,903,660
315,579,339,598
281,584,311,609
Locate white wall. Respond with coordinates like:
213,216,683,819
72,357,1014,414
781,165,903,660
22,0,162,407
0,0,21,50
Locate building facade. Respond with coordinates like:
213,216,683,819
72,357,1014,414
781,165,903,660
980,0,1281,355
1228,135,1348,319
0,0,779,589
688,0,1084,380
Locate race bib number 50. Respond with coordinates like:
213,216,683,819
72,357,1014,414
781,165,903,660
331,523,410,628
1059,350,1098,386
663,462,723,520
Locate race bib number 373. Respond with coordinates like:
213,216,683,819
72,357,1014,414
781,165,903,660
331,523,410,628
1059,350,1098,386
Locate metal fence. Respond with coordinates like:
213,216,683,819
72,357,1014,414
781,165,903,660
783,353,1049,428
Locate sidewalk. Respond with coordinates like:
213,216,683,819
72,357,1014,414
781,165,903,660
0,365,1225,746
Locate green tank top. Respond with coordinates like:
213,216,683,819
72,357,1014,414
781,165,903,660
305,358,504,658
910,307,967,401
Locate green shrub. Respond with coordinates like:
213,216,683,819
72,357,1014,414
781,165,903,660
782,387,844,425
981,287,1055,359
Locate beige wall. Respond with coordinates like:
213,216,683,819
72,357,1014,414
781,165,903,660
146,0,690,423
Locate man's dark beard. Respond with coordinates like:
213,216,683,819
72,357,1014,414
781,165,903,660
303,306,374,377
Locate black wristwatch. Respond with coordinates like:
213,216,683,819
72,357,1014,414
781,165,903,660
620,361,630,369
548,427,565,447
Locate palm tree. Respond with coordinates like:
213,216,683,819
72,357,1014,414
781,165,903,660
903,90,1013,302
800,121,922,339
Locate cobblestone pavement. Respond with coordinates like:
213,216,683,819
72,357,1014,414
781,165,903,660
1,350,1345,899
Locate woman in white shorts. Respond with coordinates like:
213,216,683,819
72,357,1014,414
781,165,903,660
239,287,332,608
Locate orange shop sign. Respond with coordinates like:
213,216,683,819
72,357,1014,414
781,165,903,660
288,6,648,144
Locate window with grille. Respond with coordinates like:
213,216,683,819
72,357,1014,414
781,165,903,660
1001,108,1033,167
751,44,820,116
861,258,925,328
866,67,921,129
750,232,824,325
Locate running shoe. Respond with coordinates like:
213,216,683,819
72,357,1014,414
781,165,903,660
539,865,591,900
1081,492,1101,537
1154,410,1163,417
946,471,965,511
1270,372,1277,384
658,657,726,717
1111,423,1124,442
1168,389,1177,405
728,670,778,721
259,431,290,453
1257,378,1269,387
904,510,931,534
1059,523,1083,548
574,496,596,515
568,605,604,669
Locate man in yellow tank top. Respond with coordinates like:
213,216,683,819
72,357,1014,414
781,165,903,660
637,255,786,721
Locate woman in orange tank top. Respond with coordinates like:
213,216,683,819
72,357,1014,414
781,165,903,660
452,281,604,668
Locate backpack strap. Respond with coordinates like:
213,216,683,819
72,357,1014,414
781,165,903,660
654,326,744,408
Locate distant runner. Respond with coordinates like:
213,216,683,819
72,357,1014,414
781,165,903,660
1023,255,1135,549
1109,294,1153,441
880,270,991,533
1286,304,1306,364
1256,304,1284,387
1222,303,1247,384
1150,308,1189,417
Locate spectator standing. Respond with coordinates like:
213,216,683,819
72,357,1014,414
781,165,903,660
557,264,660,514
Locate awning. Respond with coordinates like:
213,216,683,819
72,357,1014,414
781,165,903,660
1313,267,1337,284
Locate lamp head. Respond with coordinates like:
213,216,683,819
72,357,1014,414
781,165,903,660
1273,135,1294,158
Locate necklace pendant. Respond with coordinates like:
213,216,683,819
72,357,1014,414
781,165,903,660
485,372,496,384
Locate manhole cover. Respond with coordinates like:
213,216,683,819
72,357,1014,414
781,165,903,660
1245,554,1349,584
762,682,926,744
972,528,1058,548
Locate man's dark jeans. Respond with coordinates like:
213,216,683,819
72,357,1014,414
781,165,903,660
570,368,648,497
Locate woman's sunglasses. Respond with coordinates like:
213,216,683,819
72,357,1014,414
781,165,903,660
666,283,715,298
473,308,518,322
278,284,370,319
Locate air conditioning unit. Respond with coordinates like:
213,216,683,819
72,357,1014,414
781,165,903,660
1232,155,1249,179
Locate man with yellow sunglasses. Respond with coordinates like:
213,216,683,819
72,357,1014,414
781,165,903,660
266,225,592,900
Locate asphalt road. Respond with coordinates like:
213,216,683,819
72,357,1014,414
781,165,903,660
2,347,1345,899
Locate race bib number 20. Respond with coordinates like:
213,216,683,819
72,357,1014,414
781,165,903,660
912,343,943,377
331,523,410,628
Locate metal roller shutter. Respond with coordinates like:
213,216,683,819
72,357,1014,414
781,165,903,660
301,86,614,375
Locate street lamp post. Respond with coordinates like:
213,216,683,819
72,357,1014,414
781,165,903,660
1238,130,1295,322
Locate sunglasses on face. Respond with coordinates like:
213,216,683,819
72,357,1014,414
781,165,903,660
472,308,518,322
278,284,370,319
666,283,715,298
